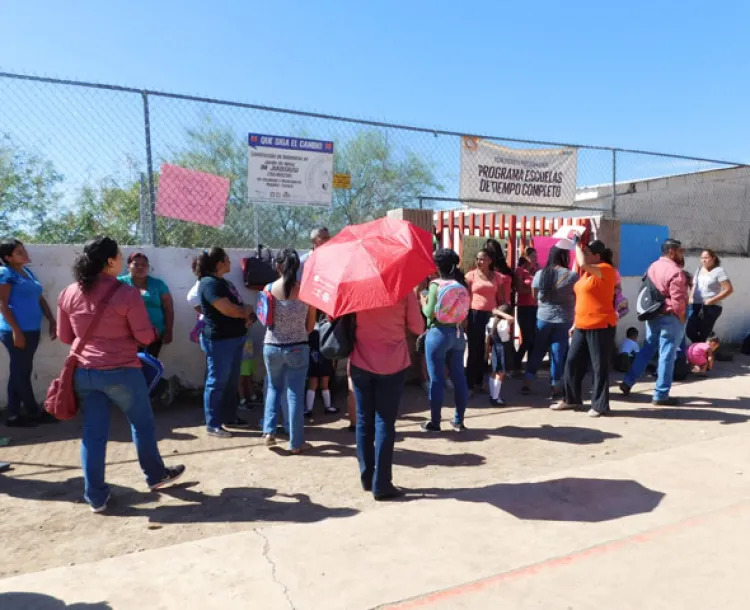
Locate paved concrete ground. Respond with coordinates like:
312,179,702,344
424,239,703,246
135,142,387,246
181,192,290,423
1,359,750,608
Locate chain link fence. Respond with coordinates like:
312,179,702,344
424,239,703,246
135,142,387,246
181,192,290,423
1,72,746,253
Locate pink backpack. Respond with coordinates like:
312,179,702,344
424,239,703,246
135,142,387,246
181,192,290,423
433,279,470,325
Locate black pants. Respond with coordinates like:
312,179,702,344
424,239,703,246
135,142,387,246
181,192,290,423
466,309,491,389
142,338,163,359
564,326,615,414
685,304,722,343
515,306,538,370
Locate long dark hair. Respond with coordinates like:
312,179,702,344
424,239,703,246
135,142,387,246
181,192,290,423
0,239,23,266
587,240,614,266
434,248,466,286
276,248,300,298
484,238,512,275
538,246,570,292
195,247,227,279
73,236,119,293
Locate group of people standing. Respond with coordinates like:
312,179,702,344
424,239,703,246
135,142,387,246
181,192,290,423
0,229,735,511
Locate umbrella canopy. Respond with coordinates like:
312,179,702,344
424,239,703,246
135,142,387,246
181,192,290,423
299,217,436,318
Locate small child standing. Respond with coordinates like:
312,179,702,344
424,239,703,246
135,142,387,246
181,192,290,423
305,328,338,417
485,304,515,406
687,333,720,375
239,327,262,409
615,327,640,372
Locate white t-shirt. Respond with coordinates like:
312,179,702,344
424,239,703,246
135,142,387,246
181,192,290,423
486,318,511,343
693,266,729,304
187,280,202,319
619,338,640,355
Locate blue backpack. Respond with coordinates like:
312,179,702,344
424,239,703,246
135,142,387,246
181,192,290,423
256,283,274,329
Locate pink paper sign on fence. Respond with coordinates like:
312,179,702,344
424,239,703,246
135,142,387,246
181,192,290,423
155,164,230,228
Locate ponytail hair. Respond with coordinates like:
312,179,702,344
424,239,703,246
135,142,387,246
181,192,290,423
434,248,466,286
195,247,227,279
0,238,23,266
275,248,300,298
73,236,119,293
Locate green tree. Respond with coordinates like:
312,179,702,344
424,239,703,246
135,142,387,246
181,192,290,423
0,133,63,238
37,178,144,245
331,131,443,227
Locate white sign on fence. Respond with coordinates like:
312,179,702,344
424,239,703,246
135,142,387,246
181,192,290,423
247,133,334,207
459,137,578,208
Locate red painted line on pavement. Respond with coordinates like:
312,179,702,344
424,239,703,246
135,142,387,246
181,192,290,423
383,499,750,609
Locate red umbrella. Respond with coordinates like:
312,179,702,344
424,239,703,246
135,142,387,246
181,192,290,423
299,217,436,318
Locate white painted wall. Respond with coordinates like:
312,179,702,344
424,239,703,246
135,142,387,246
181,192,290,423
0,245,279,407
616,255,749,344
1,247,747,408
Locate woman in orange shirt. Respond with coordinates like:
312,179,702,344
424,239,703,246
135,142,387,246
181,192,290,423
465,248,510,392
552,240,617,418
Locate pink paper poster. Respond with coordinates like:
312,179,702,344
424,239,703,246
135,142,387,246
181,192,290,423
155,164,230,227
532,236,575,269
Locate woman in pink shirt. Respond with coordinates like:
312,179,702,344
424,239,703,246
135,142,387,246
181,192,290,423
464,248,510,392
57,237,185,513
349,290,424,501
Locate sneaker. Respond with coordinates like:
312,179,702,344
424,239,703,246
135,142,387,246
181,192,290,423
619,382,632,397
303,408,313,419
550,401,577,411
587,409,602,418
420,421,442,433
324,406,340,414
224,417,250,429
263,434,277,447
653,396,680,406
149,465,186,491
489,397,506,407
249,393,264,406
89,492,111,514
207,426,232,438
32,412,59,425
6,415,37,428
450,421,467,432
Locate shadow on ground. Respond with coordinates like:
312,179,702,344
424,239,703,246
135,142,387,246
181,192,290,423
0,476,359,525
0,593,111,609
412,477,665,522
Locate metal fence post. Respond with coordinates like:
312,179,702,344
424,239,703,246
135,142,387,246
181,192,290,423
611,149,617,218
139,173,147,244
142,90,157,246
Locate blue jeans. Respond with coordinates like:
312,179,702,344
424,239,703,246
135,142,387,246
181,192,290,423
350,364,406,495
525,320,570,388
425,326,468,426
262,344,309,450
201,334,244,430
625,314,685,400
74,367,166,507
0,330,41,418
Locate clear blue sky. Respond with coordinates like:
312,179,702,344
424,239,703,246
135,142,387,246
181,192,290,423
1,0,748,164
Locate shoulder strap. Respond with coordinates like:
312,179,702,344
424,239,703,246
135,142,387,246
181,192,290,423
74,282,122,357
555,271,570,288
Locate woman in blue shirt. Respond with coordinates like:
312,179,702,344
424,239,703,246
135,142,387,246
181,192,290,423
118,252,174,357
0,239,57,427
